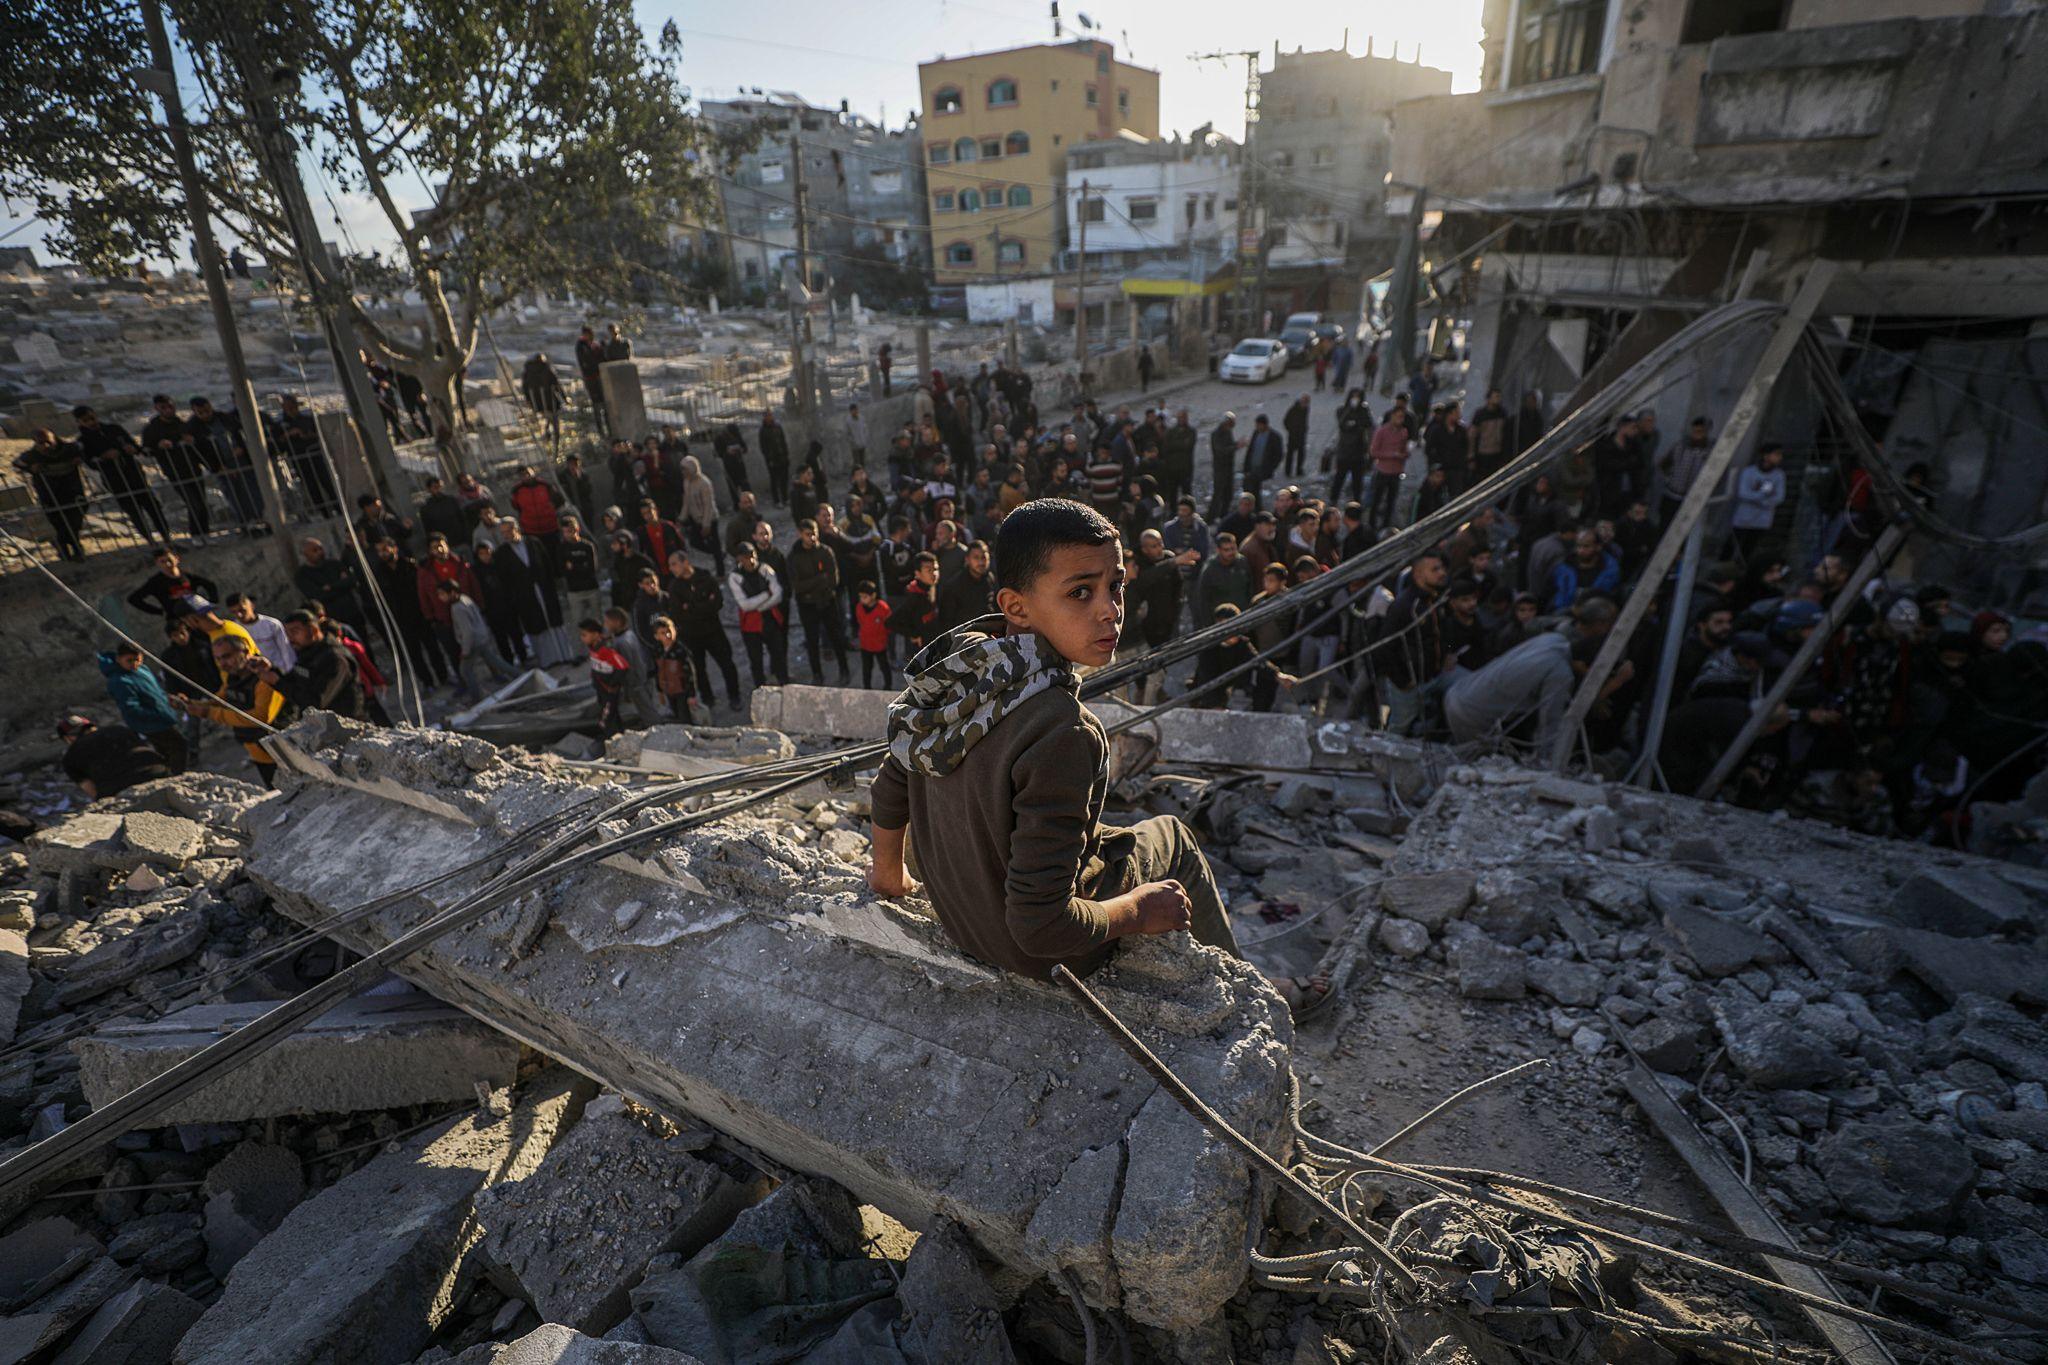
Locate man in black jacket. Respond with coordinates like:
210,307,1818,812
495,522,563,652
292,537,372,642
142,394,217,538
416,475,468,546
1124,530,1196,702
758,411,791,507
575,326,608,434
1242,415,1283,509
1330,390,1372,504
785,519,849,684
1371,549,1449,737
1207,413,1243,523
261,611,366,720
76,405,171,542
12,429,88,561
370,538,451,687
1282,393,1311,479
714,423,751,502
665,554,742,709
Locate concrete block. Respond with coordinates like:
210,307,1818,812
0,1258,135,1363
474,1099,757,1332
1658,902,1771,979
602,361,649,444
1887,867,2040,938
0,928,25,1046
1379,871,1474,931
245,720,1297,1334
200,1142,306,1279
50,1279,204,1365
50,903,207,1008
0,1216,102,1311
174,1070,592,1365
112,812,208,870
450,1323,704,1365
1885,927,2048,1006
25,811,125,876
73,991,521,1124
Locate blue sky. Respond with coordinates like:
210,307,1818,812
1,0,1483,269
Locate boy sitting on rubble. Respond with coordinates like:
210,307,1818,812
868,498,1330,1015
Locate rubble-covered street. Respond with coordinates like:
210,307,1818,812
1,706,2042,1365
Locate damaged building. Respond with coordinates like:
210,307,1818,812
1388,0,2048,610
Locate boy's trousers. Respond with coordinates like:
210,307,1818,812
1080,815,1239,959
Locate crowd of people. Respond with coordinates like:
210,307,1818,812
44,332,2042,849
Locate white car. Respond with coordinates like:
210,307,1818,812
1218,338,1288,384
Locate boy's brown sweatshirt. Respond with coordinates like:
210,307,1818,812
871,686,1113,979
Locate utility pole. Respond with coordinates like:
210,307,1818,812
788,131,818,427
135,0,291,572
1383,187,1428,398
1074,179,1089,392
1193,50,1260,335
220,24,405,505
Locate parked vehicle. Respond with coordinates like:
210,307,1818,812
1218,338,1289,384
1277,325,1316,367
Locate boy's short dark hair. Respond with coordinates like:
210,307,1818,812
577,618,604,634
1212,603,1242,621
912,551,938,569
650,614,675,632
856,579,878,595
113,639,144,657
602,607,628,627
994,498,1118,593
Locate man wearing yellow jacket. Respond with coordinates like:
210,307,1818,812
175,632,291,787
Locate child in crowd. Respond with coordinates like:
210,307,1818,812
579,617,631,736
648,614,699,721
853,580,894,689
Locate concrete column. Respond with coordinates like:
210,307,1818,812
1462,264,1510,404
600,360,648,445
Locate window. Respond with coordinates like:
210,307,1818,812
870,170,902,194
1004,130,1031,156
1271,226,1289,247
1080,196,1106,223
760,160,786,184
1085,85,1098,108
980,136,1001,159
1511,0,1610,88
1269,98,1298,120
1204,195,1216,221
1271,150,1295,169
933,86,963,115
998,240,1025,265
959,188,981,212
1127,197,1157,222
1223,196,1237,212
1117,89,1129,117
934,191,955,213
744,259,761,279
979,186,1002,211
1681,0,1787,43
954,136,979,161
1311,146,1336,167
1185,196,1198,229
1096,51,1109,73
987,78,1018,107
929,142,951,165
945,241,975,266
1007,185,1032,207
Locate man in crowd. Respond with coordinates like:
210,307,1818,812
57,713,169,800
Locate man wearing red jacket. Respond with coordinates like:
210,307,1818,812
415,534,481,674
509,464,564,553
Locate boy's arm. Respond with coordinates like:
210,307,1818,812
868,755,918,897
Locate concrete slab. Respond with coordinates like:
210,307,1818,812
50,1279,203,1365
450,1324,704,1365
174,1070,592,1365
474,1098,757,1332
50,904,207,1008
25,811,125,876
73,991,521,1124
246,720,1296,1333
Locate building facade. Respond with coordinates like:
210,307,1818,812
1386,0,2048,610
918,39,1160,289
1250,45,1450,313
700,96,928,295
1063,133,1239,265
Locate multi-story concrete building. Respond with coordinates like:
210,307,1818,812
1385,0,2048,609
700,95,928,295
1063,132,1239,264
1249,45,1450,317
917,39,1160,293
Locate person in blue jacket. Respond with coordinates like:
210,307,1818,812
1547,529,1622,614
97,640,187,773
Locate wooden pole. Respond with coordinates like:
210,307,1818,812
1547,260,1837,771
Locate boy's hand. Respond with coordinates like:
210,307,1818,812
867,862,919,899
1129,880,1193,935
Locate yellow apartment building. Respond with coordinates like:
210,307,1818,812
918,39,1159,287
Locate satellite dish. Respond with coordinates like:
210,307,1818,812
1076,12,1095,29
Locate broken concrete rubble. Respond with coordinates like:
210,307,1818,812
49,1278,203,1365
449,1323,704,1365
474,1095,757,1332
244,719,1296,1336
72,991,521,1125
174,1071,592,1365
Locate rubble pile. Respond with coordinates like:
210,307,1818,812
1324,763,2048,1356
1,713,2040,1363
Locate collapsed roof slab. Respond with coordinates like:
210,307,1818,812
242,721,1296,1336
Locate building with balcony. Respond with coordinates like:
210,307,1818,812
918,39,1160,295
1383,0,2048,609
